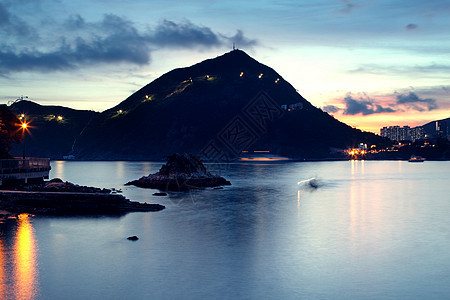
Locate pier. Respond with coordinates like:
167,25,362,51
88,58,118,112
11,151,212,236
0,158,51,186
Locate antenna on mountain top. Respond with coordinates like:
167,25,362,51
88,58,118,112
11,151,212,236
233,42,236,50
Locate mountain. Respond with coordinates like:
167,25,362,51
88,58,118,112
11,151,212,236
9,101,98,159
72,50,387,160
421,117,449,138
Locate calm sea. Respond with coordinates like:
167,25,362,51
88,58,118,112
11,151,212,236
1,160,449,299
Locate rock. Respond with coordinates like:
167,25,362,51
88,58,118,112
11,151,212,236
127,236,139,241
126,153,231,190
153,192,168,196
42,180,111,194
0,183,165,215
49,178,63,183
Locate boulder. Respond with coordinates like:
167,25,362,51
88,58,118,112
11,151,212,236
126,153,231,190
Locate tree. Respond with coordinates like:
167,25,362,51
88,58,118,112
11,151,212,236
0,105,22,158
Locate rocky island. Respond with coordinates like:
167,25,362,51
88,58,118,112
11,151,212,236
126,153,231,190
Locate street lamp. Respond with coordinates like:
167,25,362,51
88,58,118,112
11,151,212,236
20,121,29,159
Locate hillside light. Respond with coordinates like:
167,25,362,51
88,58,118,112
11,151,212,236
57,116,63,121
240,72,244,77
258,73,263,79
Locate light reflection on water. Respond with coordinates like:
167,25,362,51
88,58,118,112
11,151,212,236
0,214,39,299
14,214,39,300
0,160,449,299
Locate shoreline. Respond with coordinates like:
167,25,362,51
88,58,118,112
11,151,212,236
0,189,165,216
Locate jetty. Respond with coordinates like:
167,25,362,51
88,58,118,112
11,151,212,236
0,157,51,186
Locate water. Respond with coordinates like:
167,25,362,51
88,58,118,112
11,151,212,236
1,160,449,299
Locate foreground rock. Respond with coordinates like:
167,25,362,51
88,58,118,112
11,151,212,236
126,153,231,190
0,179,165,215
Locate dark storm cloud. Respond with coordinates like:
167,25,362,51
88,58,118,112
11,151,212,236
396,92,437,111
405,23,418,30
343,95,396,115
0,14,257,74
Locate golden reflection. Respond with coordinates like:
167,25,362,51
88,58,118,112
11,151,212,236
0,239,5,299
350,160,366,178
52,160,65,179
239,157,290,162
351,159,356,176
14,213,39,300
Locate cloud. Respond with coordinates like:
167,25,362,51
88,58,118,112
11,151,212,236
325,90,441,116
0,3,35,38
0,4,10,25
396,92,438,111
222,30,258,48
322,105,340,113
343,95,396,115
151,19,222,47
405,24,418,30
0,14,257,74
349,63,450,75
64,14,87,30
0,47,73,72
337,0,357,14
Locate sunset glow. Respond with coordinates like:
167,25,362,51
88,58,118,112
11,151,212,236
0,1,448,133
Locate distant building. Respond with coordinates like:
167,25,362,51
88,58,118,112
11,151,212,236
409,126,425,142
380,126,411,142
436,121,448,138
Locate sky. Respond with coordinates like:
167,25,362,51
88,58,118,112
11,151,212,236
0,0,449,133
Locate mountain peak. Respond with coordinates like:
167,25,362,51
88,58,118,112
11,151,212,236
72,50,385,160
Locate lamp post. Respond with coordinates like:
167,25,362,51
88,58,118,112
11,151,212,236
21,121,28,159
